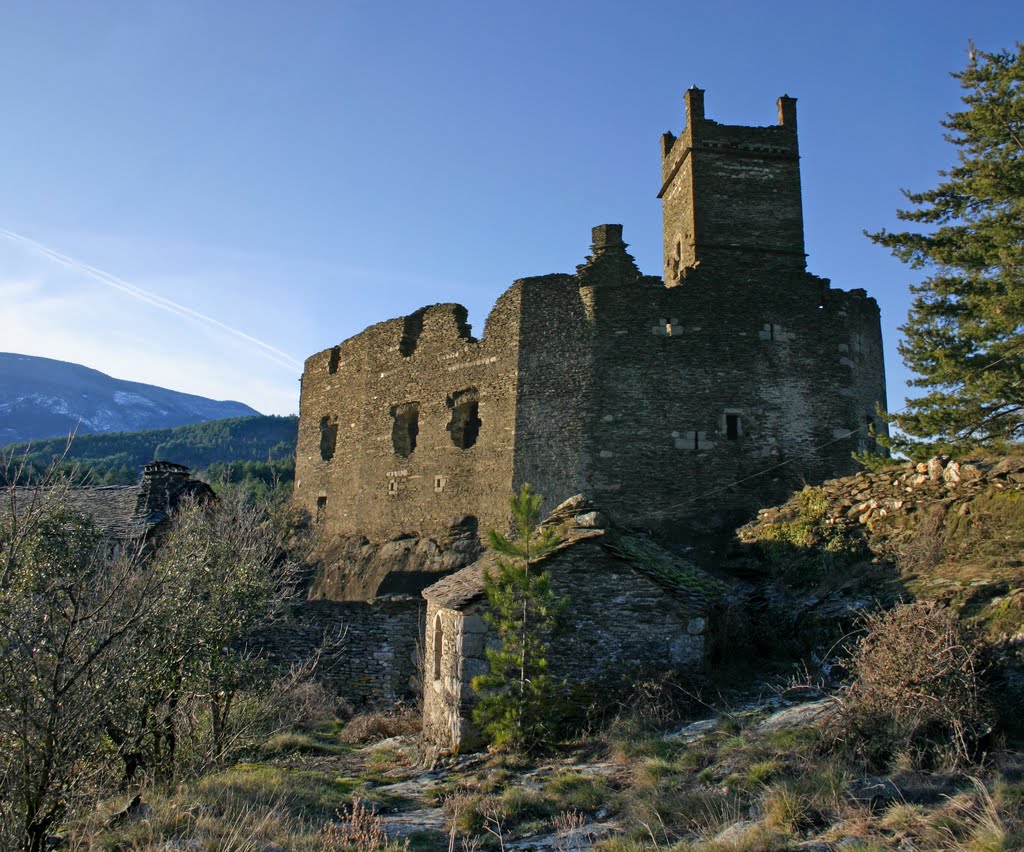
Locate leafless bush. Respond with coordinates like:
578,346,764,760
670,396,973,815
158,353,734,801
896,504,947,572
320,799,409,851
828,602,990,769
0,451,322,850
0,456,157,851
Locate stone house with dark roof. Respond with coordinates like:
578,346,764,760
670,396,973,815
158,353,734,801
14,461,214,549
421,496,728,751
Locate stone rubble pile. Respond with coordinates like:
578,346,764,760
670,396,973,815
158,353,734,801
750,455,1024,533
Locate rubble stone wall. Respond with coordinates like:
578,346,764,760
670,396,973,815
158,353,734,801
251,597,423,705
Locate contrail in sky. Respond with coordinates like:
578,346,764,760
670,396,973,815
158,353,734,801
0,227,303,372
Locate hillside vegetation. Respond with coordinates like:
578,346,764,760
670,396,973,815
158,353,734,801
737,453,1024,648
4,415,297,489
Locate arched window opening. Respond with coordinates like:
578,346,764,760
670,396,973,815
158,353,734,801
390,403,419,457
433,614,444,681
447,388,481,450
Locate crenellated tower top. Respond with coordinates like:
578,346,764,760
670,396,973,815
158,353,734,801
659,89,806,284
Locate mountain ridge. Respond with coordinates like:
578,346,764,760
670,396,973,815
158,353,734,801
0,352,261,446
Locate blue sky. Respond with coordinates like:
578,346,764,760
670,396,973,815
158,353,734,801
0,1,1018,415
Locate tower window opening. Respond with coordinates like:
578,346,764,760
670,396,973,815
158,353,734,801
327,346,340,374
447,389,481,449
390,403,419,457
319,416,338,461
316,496,327,523
726,414,740,441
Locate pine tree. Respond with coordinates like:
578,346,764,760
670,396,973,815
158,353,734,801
868,43,1024,456
471,484,565,751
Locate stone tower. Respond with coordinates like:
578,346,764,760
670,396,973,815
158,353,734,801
660,87,805,282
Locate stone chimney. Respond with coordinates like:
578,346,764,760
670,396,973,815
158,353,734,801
134,461,193,520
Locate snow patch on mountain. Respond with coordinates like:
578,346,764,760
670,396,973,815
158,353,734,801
0,353,261,446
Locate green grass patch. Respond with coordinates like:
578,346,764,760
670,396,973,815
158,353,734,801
197,762,360,819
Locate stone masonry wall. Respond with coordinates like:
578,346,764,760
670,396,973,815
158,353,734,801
252,597,423,705
574,259,887,535
295,295,524,543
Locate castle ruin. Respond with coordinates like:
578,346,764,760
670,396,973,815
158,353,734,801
295,89,887,554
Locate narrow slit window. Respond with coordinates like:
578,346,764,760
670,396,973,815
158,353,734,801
433,614,444,681
726,414,740,441
315,496,327,523
327,346,340,374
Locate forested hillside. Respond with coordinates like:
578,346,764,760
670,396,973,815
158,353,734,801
5,415,298,488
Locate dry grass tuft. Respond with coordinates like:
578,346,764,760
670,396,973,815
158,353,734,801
338,705,421,744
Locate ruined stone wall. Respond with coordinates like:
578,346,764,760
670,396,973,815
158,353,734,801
295,90,887,556
511,273,595,510
295,295,524,543
252,597,423,705
470,227,887,536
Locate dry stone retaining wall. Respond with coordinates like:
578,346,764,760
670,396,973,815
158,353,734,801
252,597,423,705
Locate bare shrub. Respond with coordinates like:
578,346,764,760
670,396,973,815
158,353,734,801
338,705,421,744
320,799,409,851
897,503,946,572
262,650,351,732
829,602,990,769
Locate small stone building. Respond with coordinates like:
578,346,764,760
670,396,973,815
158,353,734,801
13,460,213,549
420,497,727,751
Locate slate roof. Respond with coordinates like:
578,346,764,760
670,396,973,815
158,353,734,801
423,527,605,609
8,462,211,541
9,484,147,538
422,494,729,611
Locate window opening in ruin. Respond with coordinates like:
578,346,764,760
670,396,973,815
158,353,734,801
726,414,740,441
673,239,682,280
447,388,481,449
316,496,327,523
319,416,338,461
434,475,446,493
388,480,398,497
693,432,700,451
327,346,340,374
390,403,419,456
433,614,443,681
